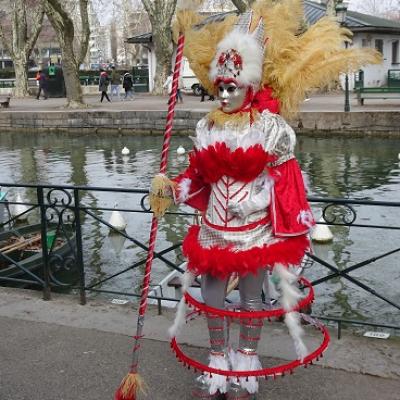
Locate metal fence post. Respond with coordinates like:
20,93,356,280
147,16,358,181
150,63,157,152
73,188,86,305
37,186,51,301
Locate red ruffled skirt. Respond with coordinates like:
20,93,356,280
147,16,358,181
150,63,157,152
182,225,310,280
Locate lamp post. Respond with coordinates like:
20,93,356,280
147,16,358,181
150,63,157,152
336,0,350,112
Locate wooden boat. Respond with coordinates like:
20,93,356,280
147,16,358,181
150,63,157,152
0,223,76,281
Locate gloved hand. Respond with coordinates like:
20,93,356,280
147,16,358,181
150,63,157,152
149,174,175,218
228,176,273,219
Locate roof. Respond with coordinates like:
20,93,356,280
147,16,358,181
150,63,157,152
304,1,400,33
126,32,152,44
127,1,400,43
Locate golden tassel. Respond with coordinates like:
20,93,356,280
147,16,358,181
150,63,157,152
149,174,176,218
115,372,147,400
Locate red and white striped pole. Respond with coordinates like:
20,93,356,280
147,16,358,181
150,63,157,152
115,33,185,400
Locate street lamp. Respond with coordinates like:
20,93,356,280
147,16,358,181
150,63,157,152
336,0,350,112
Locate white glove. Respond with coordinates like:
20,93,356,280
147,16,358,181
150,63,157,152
228,177,273,219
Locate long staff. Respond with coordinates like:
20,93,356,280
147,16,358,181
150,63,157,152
115,33,185,400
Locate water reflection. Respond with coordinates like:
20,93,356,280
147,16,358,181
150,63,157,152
0,132,399,326
297,136,400,197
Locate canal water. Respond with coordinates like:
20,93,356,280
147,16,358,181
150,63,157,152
0,131,399,328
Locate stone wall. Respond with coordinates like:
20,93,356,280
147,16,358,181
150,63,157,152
0,109,399,137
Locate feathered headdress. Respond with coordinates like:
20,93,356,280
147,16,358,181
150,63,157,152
209,11,266,88
173,0,381,118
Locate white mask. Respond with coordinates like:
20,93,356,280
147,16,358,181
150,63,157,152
217,82,247,113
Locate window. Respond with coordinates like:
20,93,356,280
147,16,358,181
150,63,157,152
375,39,384,55
392,40,399,64
362,38,371,47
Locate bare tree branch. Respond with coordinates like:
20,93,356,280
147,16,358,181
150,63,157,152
26,0,46,55
0,22,13,57
77,0,90,66
141,0,155,16
230,0,253,12
44,0,86,107
140,0,178,93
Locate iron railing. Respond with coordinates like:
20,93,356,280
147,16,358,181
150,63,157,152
0,182,399,338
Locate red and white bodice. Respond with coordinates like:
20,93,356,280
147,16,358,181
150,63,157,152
199,172,278,252
206,174,268,228
175,110,314,278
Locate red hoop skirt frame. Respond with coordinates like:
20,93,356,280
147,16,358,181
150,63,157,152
170,278,330,379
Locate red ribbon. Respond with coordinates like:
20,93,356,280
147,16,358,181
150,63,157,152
252,85,280,114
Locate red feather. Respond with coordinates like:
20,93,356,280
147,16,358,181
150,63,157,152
192,143,275,184
182,225,309,279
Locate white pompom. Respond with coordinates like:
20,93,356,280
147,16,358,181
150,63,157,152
176,145,186,155
121,146,130,155
311,217,333,243
108,203,127,230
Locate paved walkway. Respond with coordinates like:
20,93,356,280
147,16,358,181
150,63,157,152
0,287,399,400
1,92,400,113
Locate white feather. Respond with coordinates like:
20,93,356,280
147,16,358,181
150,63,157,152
209,31,264,88
177,177,191,203
181,269,195,292
285,312,308,362
168,297,187,338
204,353,229,394
168,270,195,338
230,350,262,393
275,264,308,361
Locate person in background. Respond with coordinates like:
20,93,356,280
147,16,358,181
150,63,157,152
177,75,184,103
163,71,173,98
163,71,184,103
36,70,48,100
122,71,134,100
110,66,121,101
99,69,111,102
200,85,215,102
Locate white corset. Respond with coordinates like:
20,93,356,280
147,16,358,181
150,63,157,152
205,175,269,228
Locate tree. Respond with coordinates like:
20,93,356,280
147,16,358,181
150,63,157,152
350,0,399,18
141,0,178,94
44,0,90,108
110,20,118,63
229,0,255,12
325,0,337,16
0,0,45,97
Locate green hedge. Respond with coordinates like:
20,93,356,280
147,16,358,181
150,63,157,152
0,69,39,79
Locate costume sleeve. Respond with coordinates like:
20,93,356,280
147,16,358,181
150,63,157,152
263,112,315,237
173,150,210,212
173,118,211,212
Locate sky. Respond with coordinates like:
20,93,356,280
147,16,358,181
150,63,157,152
93,0,399,25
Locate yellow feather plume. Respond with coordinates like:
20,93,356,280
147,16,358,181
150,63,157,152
149,174,176,218
208,108,260,129
174,0,382,117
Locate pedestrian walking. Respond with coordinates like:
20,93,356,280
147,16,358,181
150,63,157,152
110,66,121,101
164,71,184,104
99,69,111,102
200,85,215,102
177,76,184,103
163,71,173,96
36,70,48,100
122,71,134,100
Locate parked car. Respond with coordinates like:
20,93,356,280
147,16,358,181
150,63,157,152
181,57,202,96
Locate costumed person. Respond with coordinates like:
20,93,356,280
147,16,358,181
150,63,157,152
150,1,381,399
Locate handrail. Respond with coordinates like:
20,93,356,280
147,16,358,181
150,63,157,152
0,181,398,337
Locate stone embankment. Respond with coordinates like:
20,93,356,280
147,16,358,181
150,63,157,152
0,94,399,136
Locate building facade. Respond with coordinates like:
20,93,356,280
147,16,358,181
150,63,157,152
304,0,400,88
128,1,400,92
